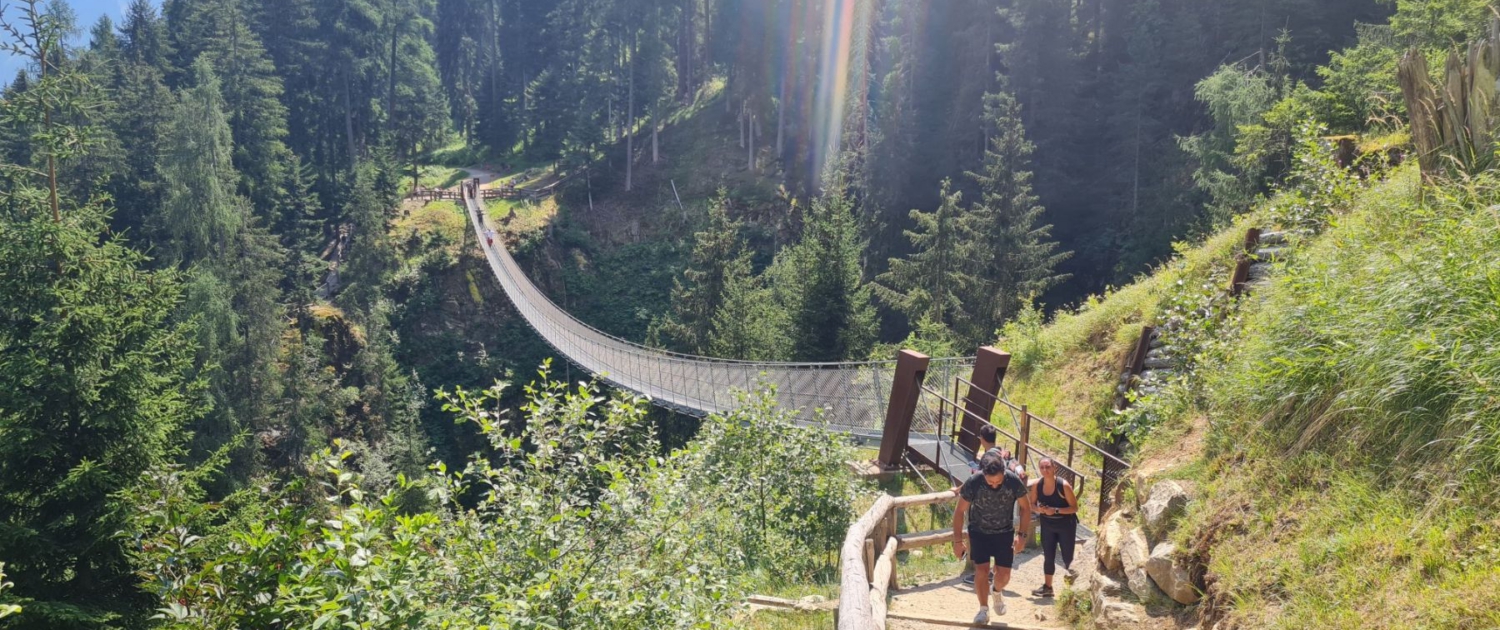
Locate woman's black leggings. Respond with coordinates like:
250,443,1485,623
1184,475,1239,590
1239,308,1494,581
1040,519,1076,576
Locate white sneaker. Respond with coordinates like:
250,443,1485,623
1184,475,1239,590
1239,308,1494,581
973,607,990,625
991,595,1007,616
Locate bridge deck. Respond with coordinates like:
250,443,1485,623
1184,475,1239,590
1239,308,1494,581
907,435,978,484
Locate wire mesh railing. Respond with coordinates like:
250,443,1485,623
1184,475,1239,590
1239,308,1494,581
461,182,971,432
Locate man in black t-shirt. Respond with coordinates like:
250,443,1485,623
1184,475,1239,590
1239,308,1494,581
952,451,1033,624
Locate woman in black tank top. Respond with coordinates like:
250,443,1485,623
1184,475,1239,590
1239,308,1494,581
1028,457,1078,597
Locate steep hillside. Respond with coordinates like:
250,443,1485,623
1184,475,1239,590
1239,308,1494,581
988,131,1500,628
495,84,797,343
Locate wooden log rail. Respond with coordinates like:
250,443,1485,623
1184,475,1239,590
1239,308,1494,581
837,490,957,630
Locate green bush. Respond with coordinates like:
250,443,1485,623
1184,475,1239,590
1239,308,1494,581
674,386,857,583
125,369,855,628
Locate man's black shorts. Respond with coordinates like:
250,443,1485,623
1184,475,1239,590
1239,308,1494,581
969,530,1015,568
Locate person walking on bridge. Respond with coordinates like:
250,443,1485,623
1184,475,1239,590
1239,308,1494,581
1028,456,1079,598
953,451,1033,624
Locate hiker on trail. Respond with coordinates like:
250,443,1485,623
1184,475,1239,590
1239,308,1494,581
958,424,1032,584
953,451,1033,624
1028,456,1079,598
484,228,495,247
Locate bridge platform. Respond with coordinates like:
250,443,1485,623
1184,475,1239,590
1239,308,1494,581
907,434,979,484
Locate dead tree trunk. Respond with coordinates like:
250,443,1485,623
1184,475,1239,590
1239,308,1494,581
748,111,756,172
776,79,786,159
626,37,636,192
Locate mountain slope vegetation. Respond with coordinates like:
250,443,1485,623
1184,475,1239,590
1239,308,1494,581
2,0,1499,628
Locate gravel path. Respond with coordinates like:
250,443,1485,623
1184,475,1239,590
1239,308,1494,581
887,539,1096,629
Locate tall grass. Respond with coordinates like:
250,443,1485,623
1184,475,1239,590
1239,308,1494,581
1209,165,1500,504
1182,453,1500,629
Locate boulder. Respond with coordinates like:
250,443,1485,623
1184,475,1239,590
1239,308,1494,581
1089,573,1143,628
1099,601,1144,626
1097,511,1129,571
1090,572,1125,602
1145,542,1201,605
1142,480,1192,541
1142,356,1176,370
1119,526,1162,601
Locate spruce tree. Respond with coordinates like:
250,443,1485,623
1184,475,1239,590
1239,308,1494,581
119,0,170,70
708,269,790,361
336,159,401,311
957,90,1069,346
871,178,966,332
781,189,877,362
655,191,750,354
0,5,203,624
0,206,205,630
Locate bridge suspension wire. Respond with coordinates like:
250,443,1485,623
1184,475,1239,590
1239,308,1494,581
461,183,971,433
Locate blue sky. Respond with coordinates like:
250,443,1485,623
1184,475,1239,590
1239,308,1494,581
1,0,129,79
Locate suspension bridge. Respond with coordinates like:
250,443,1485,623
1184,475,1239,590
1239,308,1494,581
458,180,976,435
459,179,1125,503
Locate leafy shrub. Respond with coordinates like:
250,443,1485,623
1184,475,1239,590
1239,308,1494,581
674,386,857,583
126,369,855,628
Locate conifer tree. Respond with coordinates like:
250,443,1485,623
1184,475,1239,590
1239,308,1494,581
103,1,173,236
165,0,295,216
157,59,288,482
956,90,1069,346
655,191,749,353
0,4,203,624
872,178,965,331
158,59,245,262
781,189,877,362
708,269,790,361
337,159,401,311
120,0,170,68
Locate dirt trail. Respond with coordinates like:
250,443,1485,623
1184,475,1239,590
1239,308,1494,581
888,539,1095,630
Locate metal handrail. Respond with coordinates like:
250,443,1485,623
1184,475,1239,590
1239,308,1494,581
954,376,1130,469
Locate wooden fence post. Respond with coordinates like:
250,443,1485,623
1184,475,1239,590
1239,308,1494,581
1230,228,1262,296
1018,405,1031,466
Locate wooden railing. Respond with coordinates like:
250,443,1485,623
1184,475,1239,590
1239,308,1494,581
837,490,957,630
407,168,584,203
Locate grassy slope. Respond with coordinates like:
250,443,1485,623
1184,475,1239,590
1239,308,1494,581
1178,167,1500,630
976,162,1500,628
